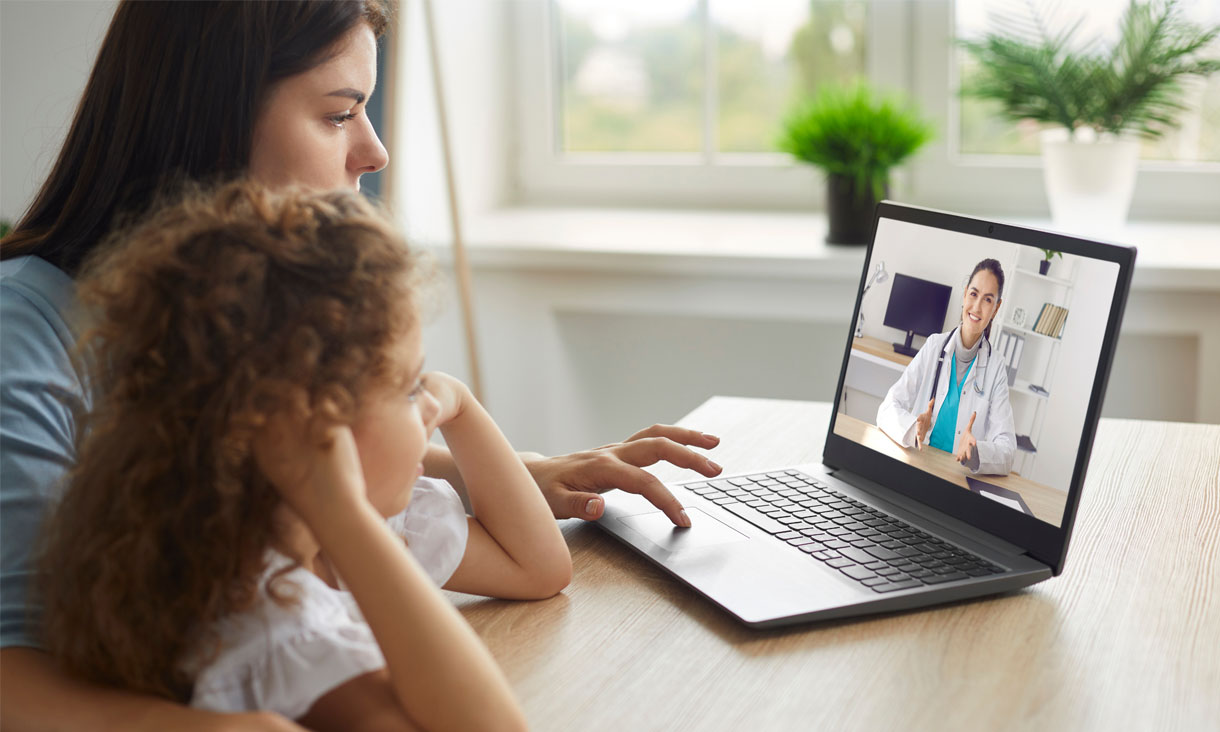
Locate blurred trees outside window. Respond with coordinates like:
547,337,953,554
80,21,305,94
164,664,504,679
556,0,869,155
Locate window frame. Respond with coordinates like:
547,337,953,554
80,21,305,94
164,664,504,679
509,0,1220,218
511,0,911,209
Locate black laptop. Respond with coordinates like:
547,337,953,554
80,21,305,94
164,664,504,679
598,202,1135,627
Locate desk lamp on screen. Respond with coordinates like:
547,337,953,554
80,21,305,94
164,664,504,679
884,273,952,357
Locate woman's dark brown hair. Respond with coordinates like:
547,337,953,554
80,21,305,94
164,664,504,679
967,258,1005,341
0,0,390,277
37,181,424,701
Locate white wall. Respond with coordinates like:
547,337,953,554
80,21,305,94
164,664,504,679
858,218,1017,347
1029,255,1120,489
392,0,510,244
0,0,116,223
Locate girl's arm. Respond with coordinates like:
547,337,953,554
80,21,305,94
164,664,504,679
423,373,572,600
256,420,526,732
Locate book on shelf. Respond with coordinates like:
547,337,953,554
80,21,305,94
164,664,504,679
1032,303,1070,338
1055,306,1069,337
1032,304,1048,333
1033,304,1046,335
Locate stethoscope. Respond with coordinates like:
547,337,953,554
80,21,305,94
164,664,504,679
929,326,991,408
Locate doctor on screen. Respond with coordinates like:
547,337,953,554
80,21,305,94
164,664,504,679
877,258,1016,475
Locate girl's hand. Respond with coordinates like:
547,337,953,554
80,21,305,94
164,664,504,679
253,405,367,521
420,371,471,428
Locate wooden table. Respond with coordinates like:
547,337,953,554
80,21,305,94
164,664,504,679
833,413,1067,524
449,397,1220,732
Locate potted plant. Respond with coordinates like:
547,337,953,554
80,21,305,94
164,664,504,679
1039,249,1062,276
960,1,1220,233
778,81,933,245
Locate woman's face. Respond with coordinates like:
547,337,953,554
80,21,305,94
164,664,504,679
961,269,1001,345
350,323,441,518
248,24,388,192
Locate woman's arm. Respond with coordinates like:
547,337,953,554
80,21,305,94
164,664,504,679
256,418,526,732
424,373,571,600
0,648,305,732
3,283,300,732
877,337,938,447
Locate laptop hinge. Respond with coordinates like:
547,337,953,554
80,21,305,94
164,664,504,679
826,468,1028,557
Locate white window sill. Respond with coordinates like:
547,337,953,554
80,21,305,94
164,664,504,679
444,206,1220,292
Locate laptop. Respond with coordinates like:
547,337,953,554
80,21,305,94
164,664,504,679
597,201,1136,628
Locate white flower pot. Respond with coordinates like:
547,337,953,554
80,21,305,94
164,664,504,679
1040,128,1139,236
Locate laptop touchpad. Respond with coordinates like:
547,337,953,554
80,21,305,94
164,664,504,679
619,508,748,552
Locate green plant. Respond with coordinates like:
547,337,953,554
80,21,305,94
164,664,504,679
0,220,12,240
960,0,1220,139
777,81,934,200
1041,248,1063,262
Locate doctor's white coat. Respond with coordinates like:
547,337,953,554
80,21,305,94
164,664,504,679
876,330,1016,476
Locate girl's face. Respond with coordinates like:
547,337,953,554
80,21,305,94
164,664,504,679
350,324,440,518
961,269,1001,345
248,24,388,192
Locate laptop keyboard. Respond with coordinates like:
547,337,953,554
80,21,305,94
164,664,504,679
685,470,1004,593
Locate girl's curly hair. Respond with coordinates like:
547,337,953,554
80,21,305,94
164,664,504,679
37,180,428,701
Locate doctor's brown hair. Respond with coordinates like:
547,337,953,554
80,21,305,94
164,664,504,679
967,258,1005,341
0,0,390,276
37,182,426,702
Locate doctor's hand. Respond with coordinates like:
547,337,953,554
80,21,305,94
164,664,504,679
521,425,722,527
955,412,979,465
914,399,935,450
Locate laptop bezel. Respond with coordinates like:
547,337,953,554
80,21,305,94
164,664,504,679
822,201,1136,575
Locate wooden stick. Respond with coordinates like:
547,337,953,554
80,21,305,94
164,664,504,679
421,0,484,403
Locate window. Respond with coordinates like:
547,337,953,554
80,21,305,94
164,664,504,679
554,0,868,155
513,0,906,208
511,0,1219,217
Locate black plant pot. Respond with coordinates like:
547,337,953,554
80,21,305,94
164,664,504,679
826,173,885,245
1039,259,1051,275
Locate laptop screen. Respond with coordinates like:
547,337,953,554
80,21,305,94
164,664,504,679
832,209,1125,531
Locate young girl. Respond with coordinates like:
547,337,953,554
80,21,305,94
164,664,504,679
37,181,570,731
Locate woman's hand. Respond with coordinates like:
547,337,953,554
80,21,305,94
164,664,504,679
522,425,722,526
252,402,367,523
915,399,935,449
955,412,978,465
221,711,311,732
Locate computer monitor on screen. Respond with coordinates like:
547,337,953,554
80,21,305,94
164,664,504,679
884,273,952,356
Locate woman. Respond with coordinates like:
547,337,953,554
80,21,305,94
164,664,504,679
0,2,718,729
876,259,1016,476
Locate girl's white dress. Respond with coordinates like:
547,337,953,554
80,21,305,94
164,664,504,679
186,477,469,719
